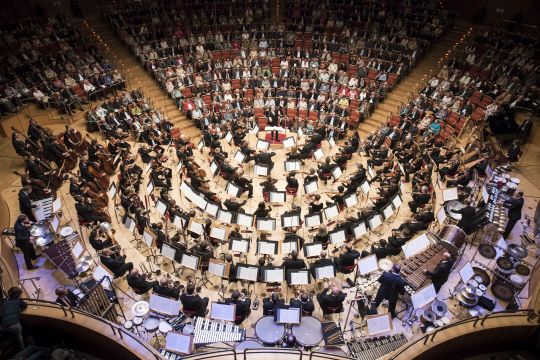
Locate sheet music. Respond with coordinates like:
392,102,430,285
352,222,367,238
290,271,309,284
257,219,275,231
284,161,300,171
278,308,300,324
234,150,246,163
51,216,59,232
173,215,187,229
459,261,475,283
437,176,442,190
198,140,204,150
305,213,322,227
368,214,382,229
256,139,270,150
53,197,61,213
210,227,227,241
382,205,393,220
282,137,295,148
324,205,339,220
238,266,258,281
93,265,113,287
315,265,335,279
304,181,318,194
205,202,219,217
180,181,194,197
208,261,226,277
482,185,489,203
391,194,402,209
72,241,84,258
265,126,285,132
495,237,506,259
332,166,342,179
166,332,192,354
442,187,458,201
305,242,323,257
176,159,183,174
226,182,240,197
150,294,181,315
231,239,249,252
402,233,431,258
210,161,219,175
281,241,297,253
437,206,446,225
226,131,233,142
329,230,346,244
254,164,268,176
182,254,199,270
252,125,259,136
367,314,392,336
161,243,177,261
399,163,405,174
358,255,378,275
399,181,405,194
313,148,324,160
124,216,136,232
217,209,233,223
344,194,358,208
411,284,437,309
265,268,284,282
367,166,374,178
155,199,168,215
189,221,204,235
258,241,276,255
191,194,207,210
360,180,371,194
143,230,154,247
328,138,335,148
269,191,286,202
236,213,254,227
109,183,117,199
297,128,302,139
146,162,152,174
146,180,154,195
211,303,235,321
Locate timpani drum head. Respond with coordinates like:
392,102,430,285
423,310,437,323
441,317,450,325
509,274,524,286
510,177,520,184
292,316,324,346
516,264,531,276
133,317,143,325
446,200,465,220
60,226,74,237
183,324,194,334
159,321,173,336
438,225,467,256
431,301,448,317
124,321,133,330
255,316,285,344
478,244,496,259
144,317,160,332
235,340,263,351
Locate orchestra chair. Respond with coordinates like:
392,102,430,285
509,150,524,169
77,215,92,239
323,173,332,185
339,265,356,286
322,305,343,322
263,191,270,202
301,309,312,316
182,309,198,319
129,286,150,301
286,187,298,198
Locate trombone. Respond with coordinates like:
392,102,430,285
140,262,153,280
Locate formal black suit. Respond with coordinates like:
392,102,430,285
267,110,279,140
225,298,251,324
100,254,133,277
334,249,360,273
281,258,306,270
127,273,158,294
262,298,284,315
455,206,476,233
75,202,105,224
374,271,406,317
55,290,78,307
290,298,315,313
310,258,333,277
24,159,48,183
18,189,37,222
15,221,38,269
502,196,524,239
506,144,520,162
316,288,346,313
408,193,431,213
426,259,455,293
89,235,113,251
180,293,210,317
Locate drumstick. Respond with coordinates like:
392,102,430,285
323,323,337,331
327,333,342,341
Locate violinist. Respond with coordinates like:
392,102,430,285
412,164,433,188
408,186,431,213
224,196,247,213
147,130,166,154
120,190,137,214
150,123,171,145
213,148,228,163
122,152,143,179
436,159,459,179
233,127,246,144
150,164,172,189
12,133,32,157
367,144,388,168
256,150,276,172
43,137,67,168
24,155,50,183
371,154,394,183
139,144,157,164
254,201,272,218
79,157,100,187
304,168,318,183
317,157,335,184
261,175,277,198
333,149,348,168
372,191,390,211
135,208,148,233
176,143,194,161
74,196,106,224
234,169,254,198
297,141,316,164
285,146,299,161
447,167,471,188
120,164,141,192
239,141,257,163
89,229,115,251
379,178,399,197
219,158,238,181
21,174,50,200
326,186,346,208
404,153,423,182
286,171,299,191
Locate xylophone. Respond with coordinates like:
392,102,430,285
192,316,245,345
159,348,182,359
347,333,408,360
400,244,446,290
42,239,77,277
64,232,80,244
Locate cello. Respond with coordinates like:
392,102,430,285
61,118,90,155
87,161,110,190
80,178,109,207
92,201,112,223
86,134,117,174
11,127,41,158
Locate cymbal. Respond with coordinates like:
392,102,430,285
80,255,93,263
507,243,528,258
132,301,150,316
378,259,393,271
431,301,448,317
75,261,91,273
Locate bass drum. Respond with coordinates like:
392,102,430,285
437,225,467,256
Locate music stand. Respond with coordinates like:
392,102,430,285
193,248,215,289
304,212,323,228
261,265,285,282
274,305,301,325
210,301,236,321
312,263,336,282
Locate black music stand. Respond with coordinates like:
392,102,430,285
194,250,214,289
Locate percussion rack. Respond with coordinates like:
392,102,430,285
471,259,526,302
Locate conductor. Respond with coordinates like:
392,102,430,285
267,105,280,141
14,215,40,270
373,264,406,318
424,252,454,293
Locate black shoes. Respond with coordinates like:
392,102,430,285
29,266,39,270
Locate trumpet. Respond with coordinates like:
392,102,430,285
140,262,153,280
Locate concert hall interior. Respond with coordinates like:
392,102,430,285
1,0,540,359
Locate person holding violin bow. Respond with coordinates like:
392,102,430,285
150,164,172,190
411,164,433,188
447,167,472,188
326,185,346,208
317,157,335,184
234,169,254,198
260,175,278,198
371,154,395,183
150,123,171,145
176,143,194,162
378,178,399,197
286,171,299,192
333,149,348,169
213,148,228,163
372,190,390,212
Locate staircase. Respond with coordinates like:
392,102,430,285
78,17,201,139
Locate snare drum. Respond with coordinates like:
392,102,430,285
292,316,324,346
510,177,520,184
255,316,285,345
441,317,451,325
60,226,74,237
133,316,143,326
159,321,173,336
437,225,467,256
509,274,524,286
144,317,160,332
507,182,517,196
124,321,133,331
235,340,263,351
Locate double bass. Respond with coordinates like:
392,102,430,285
35,158,64,188
86,134,117,174
87,161,110,190
13,171,52,197
53,139,78,171
61,117,90,155
80,178,109,207
11,127,41,158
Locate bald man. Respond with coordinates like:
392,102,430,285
311,250,333,277
316,283,346,313
334,243,360,273
126,268,159,294
424,252,454,293
153,277,184,300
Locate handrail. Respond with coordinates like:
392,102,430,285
21,299,164,360
389,309,537,359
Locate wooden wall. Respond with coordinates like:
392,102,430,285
0,192,18,292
